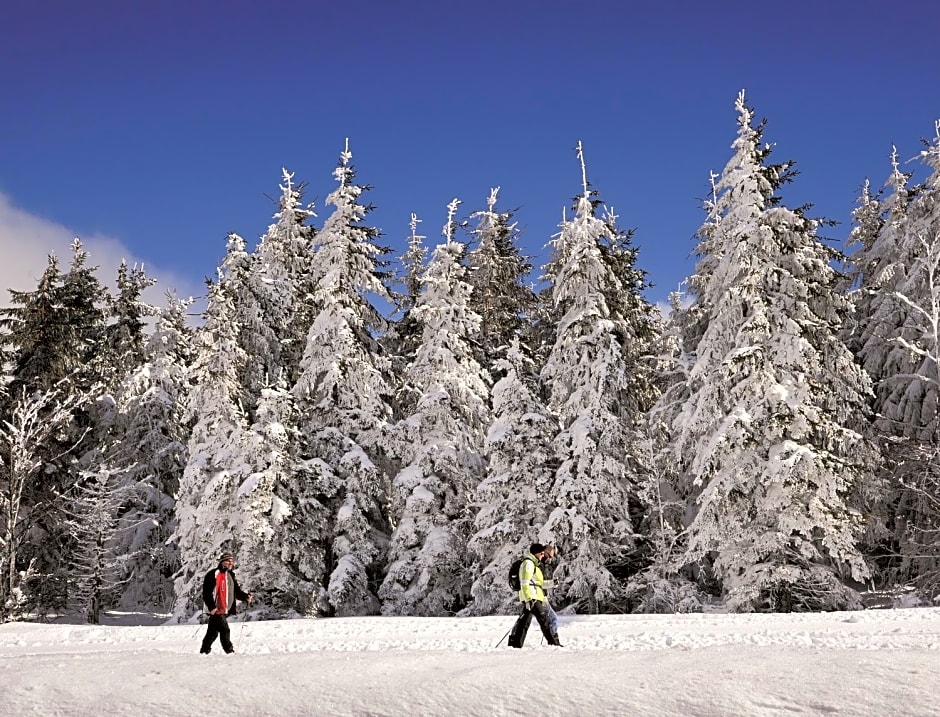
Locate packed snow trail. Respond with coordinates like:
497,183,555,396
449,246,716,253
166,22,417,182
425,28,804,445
0,608,937,716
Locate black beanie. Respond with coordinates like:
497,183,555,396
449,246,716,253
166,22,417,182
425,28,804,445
529,543,546,555
219,552,234,563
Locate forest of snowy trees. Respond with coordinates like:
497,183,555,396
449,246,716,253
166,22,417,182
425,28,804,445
2,95,939,624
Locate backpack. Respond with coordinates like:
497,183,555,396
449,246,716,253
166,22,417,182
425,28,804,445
508,557,533,591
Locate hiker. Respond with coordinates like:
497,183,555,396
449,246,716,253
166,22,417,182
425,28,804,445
507,543,562,648
200,552,252,654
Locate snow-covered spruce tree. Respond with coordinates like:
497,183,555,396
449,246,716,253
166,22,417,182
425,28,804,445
465,187,536,366
535,143,660,613
0,240,110,612
109,293,193,611
217,232,268,415
463,340,557,615
383,213,428,390
866,123,940,595
256,170,320,384
625,292,708,614
845,148,922,399
291,141,397,616
172,278,250,621
673,91,875,612
380,199,490,616
839,151,921,583
104,262,157,382
229,170,319,411
233,376,316,616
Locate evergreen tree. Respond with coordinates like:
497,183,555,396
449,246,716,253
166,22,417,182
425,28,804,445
256,169,320,383
104,262,157,383
0,255,71,394
380,200,490,616
172,278,250,620
227,170,318,412
464,341,556,615
858,123,940,594
110,294,193,611
291,141,397,616
672,92,874,612
465,188,535,367
383,213,428,396
234,377,316,615
0,240,110,612
537,143,658,613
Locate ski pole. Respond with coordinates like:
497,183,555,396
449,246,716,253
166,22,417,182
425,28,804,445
494,627,512,648
190,613,208,640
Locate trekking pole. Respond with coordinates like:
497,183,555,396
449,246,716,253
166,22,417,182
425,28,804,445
494,627,512,648
190,614,207,640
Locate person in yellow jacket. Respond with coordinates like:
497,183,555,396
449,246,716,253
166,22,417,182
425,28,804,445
507,543,562,648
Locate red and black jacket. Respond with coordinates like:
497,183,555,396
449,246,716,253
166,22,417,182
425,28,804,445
202,565,249,616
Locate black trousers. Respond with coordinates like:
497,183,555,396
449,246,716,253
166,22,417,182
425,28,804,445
200,613,233,653
508,600,558,648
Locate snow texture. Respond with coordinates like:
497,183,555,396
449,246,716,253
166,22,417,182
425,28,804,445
0,607,937,716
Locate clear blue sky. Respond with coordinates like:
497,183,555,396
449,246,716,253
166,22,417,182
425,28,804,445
1,0,937,306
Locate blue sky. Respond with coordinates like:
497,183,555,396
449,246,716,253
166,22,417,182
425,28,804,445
1,0,937,307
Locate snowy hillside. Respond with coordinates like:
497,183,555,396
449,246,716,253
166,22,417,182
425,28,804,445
1,607,937,716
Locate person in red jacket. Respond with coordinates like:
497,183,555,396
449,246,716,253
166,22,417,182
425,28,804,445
200,552,252,654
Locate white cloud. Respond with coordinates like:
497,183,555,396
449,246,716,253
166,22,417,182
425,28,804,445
0,193,203,309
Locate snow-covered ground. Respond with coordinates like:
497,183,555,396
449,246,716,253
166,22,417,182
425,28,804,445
1,607,938,716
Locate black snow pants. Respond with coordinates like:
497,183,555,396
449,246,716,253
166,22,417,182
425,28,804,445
508,599,559,648
200,613,233,653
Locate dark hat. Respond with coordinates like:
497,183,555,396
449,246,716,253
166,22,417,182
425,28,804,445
529,542,547,555
219,552,234,563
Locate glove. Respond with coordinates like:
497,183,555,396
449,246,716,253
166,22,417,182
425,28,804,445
542,579,554,590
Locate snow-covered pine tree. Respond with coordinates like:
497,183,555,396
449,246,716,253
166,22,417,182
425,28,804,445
172,278,250,620
0,240,111,613
464,340,557,615
865,122,940,595
110,293,193,611
255,169,320,383
465,188,535,366
626,292,707,614
77,261,159,611
845,148,922,393
218,231,269,414
234,376,318,616
291,141,397,616
537,142,658,613
380,199,490,616
673,91,875,612
0,255,71,395
231,170,319,410
104,262,157,382
839,152,918,583
384,213,428,395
